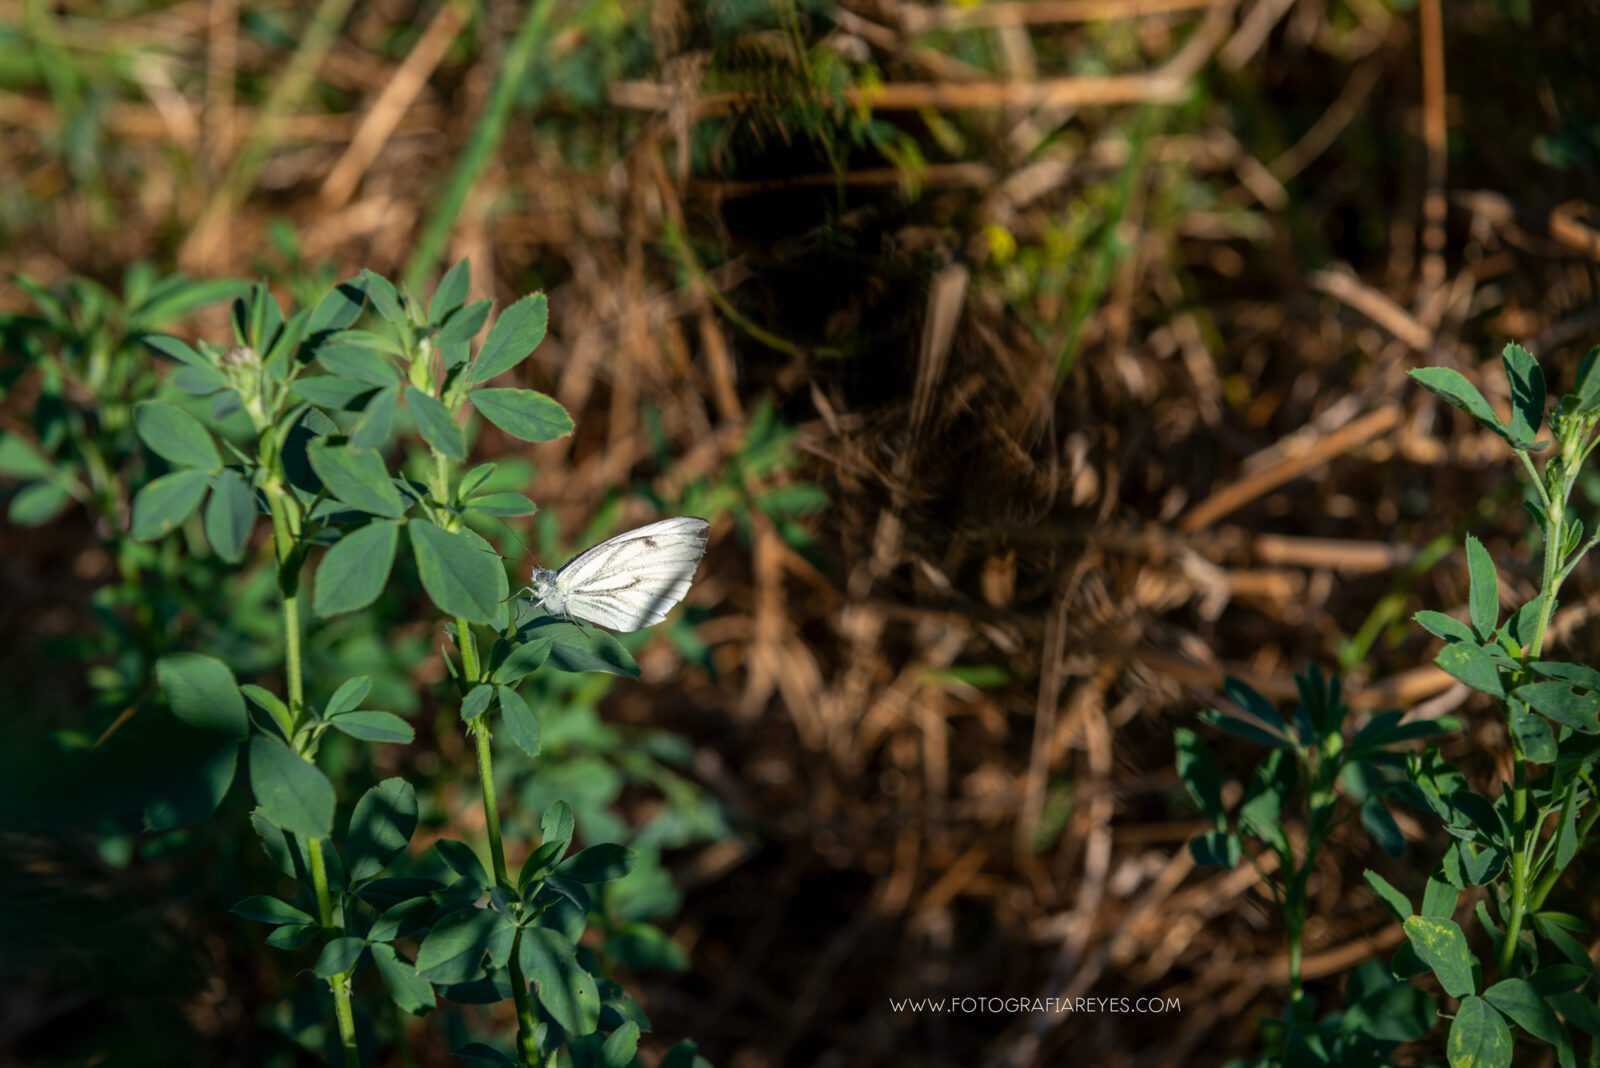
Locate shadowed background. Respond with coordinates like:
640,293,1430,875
3,0,1600,1065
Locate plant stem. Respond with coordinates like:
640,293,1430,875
269,486,357,1064
1502,478,1568,975
458,616,539,1064
471,708,540,1064
1531,797,1600,910
267,489,305,717
309,837,360,1068
1500,765,1530,975
472,721,511,888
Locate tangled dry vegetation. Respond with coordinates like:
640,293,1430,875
5,0,1600,1064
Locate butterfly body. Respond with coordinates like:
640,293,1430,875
523,516,710,632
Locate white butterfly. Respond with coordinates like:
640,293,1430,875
521,517,710,633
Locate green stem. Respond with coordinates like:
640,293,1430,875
1501,481,1568,975
472,720,510,888
1500,766,1530,975
309,837,360,1068
269,484,356,1063
471,714,539,1064
267,490,305,720
403,0,557,292
1532,800,1600,910
1285,900,1305,1004
458,617,538,1063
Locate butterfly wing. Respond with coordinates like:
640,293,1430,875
553,517,710,632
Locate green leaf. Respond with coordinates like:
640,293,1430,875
406,386,465,460
155,653,249,737
1361,796,1405,857
517,841,567,896
438,299,492,344
314,936,367,978
1532,661,1600,688
520,927,600,1035
351,384,399,448
135,401,221,469
468,293,548,384
492,639,551,685
291,375,376,410
467,492,538,518
429,259,471,324
305,278,367,338
435,839,491,886
601,1022,641,1068
661,1041,712,1068
1177,725,1222,818
131,277,246,329
265,924,318,950
0,432,54,479
1535,914,1594,969
540,801,576,854
314,519,401,617
8,481,71,525
368,897,434,943
307,441,406,518
231,895,315,925
1364,870,1412,920
1348,709,1458,755
1198,708,1289,749
497,686,541,758
1412,366,1521,446
131,468,211,540
414,907,501,984
461,683,495,722
518,621,638,677
371,942,435,1016
1403,915,1477,998
1415,610,1477,644
1517,681,1600,733
1189,830,1240,868
1550,991,1600,1037
329,710,414,744
248,735,335,838
558,844,636,884
470,387,573,442
408,519,508,624
1436,642,1506,698
1465,535,1500,640
360,269,405,323
204,468,256,563
325,676,372,717
459,462,498,499
143,333,212,370
1576,346,1600,413
1509,700,1558,763
1422,876,1461,919
241,685,292,735
251,810,309,880
1485,977,1563,1045
347,777,418,881
1448,996,1514,1068
1557,798,1581,870
1502,343,1546,443
173,363,228,395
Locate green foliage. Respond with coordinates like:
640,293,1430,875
2,263,723,1067
1180,664,1448,1064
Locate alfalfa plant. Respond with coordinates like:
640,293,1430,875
119,264,710,1067
1347,344,1600,1068
1180,667,1450,1066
